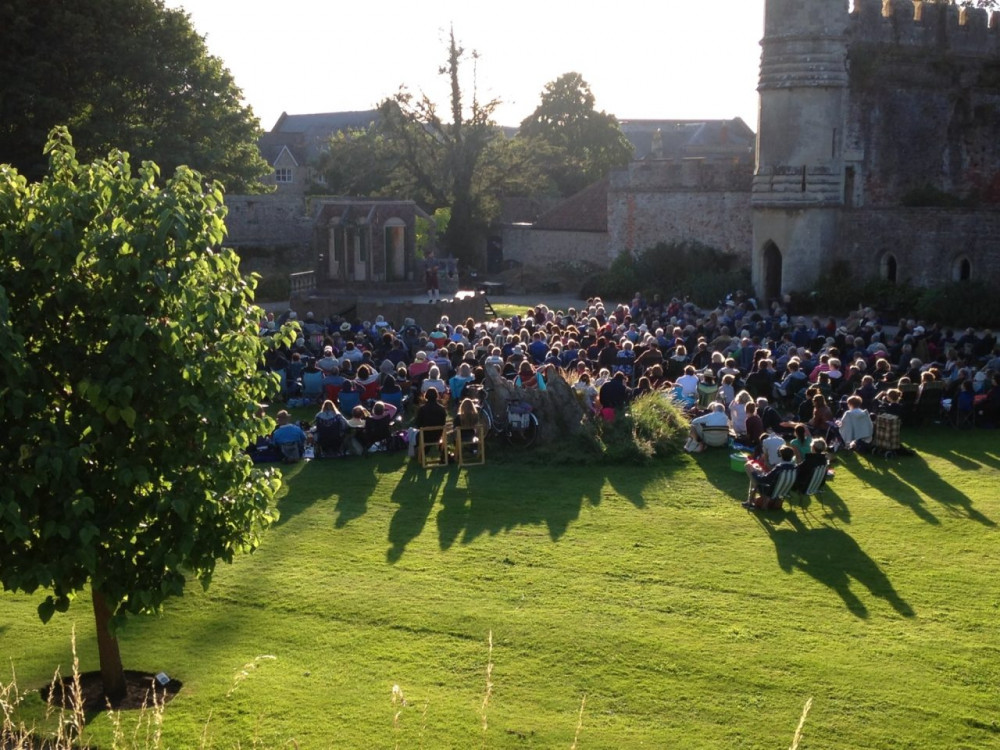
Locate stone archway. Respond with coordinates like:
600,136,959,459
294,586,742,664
952,255,972,282
763,241,782,302
881,252,897,283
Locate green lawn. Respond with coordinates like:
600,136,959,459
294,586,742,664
3,428,999,748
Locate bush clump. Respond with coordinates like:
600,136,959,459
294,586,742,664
513,392,688,466
788,261,1000,327
581,240,749,307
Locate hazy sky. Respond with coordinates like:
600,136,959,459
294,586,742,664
164,0,767,131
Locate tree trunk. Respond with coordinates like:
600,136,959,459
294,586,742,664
92,588,127,703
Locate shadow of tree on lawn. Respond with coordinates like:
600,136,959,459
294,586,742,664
436,462,604,550
755,512,915,619
274,452,402,530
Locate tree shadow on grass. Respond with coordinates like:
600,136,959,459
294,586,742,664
273,454,390,530
386,459,448,563
847,451,996,528
754,512,915,619
434,461,679,551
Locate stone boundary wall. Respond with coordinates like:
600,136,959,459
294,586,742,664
610,159,753,193
501,227,609,269
608,189,753,259
224,194,313,248
838,207,1000,286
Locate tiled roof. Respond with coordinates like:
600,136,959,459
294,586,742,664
618,117,755,161
531,178,609,233
264,110,380,164
498,196,564,225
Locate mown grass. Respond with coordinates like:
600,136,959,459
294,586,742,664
3,427,999,748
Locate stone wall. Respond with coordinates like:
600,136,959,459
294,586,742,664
609,159,753,259
224,194,313,248
500,227,609,268
838,208,1000,286
609,188,753,259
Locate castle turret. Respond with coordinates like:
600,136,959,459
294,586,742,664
752,0,850,301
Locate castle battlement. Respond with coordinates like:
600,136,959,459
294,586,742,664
850,0,1000,56
610,158,753,193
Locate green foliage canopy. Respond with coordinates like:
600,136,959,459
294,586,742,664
518,72,634,197
0,130,286,693
0,0,270,192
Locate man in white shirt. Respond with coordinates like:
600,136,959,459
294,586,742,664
687,402,731,452
676,365,700,399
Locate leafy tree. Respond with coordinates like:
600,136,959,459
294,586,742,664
518,72,634,196
416,207,451,260
313,124,397,198
317,29,544,267
0,0,270,192
0,129,287,701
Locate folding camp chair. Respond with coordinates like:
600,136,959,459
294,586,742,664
416,426,450,468
746,464,797,510
454,422,486,467
793,460,829,505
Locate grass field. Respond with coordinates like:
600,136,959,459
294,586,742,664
3,427,999,748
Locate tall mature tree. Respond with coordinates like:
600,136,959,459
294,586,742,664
0,129,287,701
376,29,503,266
0,0,269,192
518,72,634,197
317,29,543,267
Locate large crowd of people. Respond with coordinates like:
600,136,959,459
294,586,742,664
255,292,1000,475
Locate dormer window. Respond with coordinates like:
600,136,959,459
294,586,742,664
275,167,293,183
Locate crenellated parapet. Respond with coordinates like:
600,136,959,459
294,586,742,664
610,158,753,193
850,0,1000,56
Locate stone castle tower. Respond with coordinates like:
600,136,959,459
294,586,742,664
752,0,1000,302
753,0,851,300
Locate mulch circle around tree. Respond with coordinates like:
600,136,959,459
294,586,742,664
41,671,183,713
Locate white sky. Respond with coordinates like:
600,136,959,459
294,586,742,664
164,0,766,132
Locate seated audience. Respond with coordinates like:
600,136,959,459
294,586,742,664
273,410,307,463
687,402,731,452
743,445,798,509
837,395,874,451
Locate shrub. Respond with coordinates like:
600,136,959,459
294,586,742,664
915,281,1000,328
512,391,688,466
629,392,690,458
582,241,747,306
790,263,1000,327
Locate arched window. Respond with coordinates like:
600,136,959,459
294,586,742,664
952,256,972,282
880,253,897,283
